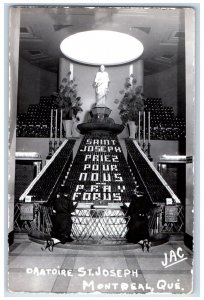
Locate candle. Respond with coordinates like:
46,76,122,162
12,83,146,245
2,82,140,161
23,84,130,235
143,111,145,143
60,109,62,140
129,64,133,77
50,109,53,139
55,109,57,139
138,111,141,144
148,111,151,143
70,63,73,80
129,64,133,87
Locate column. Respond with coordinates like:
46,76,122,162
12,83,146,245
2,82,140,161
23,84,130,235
184,8,195,250
8,7,20,243
58,58,74,88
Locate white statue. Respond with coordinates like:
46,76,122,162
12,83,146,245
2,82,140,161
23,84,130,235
94,65,110,107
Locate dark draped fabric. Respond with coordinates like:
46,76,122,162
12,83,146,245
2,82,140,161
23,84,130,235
126,194,150,243
51,194,75,244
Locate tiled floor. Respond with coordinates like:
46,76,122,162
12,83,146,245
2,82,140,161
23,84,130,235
7,240,193,295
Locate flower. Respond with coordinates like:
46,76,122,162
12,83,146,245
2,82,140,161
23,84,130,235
53,72,83,120
117,74,144,124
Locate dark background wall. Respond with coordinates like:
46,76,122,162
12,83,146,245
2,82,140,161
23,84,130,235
17,57,58,113
17,58,186,141
144,63,186,116
17,58,185,118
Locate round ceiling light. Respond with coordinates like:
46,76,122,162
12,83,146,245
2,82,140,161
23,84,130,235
60,30,144,66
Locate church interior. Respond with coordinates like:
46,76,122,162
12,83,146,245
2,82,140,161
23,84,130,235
8,6,195,295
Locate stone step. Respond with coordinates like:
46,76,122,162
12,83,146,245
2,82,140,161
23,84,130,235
29,231,170,252
169,233,184,241
14,232,29,243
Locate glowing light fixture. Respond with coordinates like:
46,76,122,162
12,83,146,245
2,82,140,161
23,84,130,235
161,155,186,161
15,152,41,158
60,30,144,65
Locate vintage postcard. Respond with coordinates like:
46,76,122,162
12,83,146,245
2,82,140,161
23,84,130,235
8,4,195,295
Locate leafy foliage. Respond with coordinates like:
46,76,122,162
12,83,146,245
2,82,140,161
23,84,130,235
118,74,144,124
53,72,83,120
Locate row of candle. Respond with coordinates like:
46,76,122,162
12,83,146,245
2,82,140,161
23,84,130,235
49,109,151,143
50,109,63,139
138,111,151,144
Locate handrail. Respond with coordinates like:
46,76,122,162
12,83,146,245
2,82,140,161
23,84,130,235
19,140,68,201
132,140,180,204
127,150,154,204
46,151,73,203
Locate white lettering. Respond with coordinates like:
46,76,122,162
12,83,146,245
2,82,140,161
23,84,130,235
75,185,84,192
113,193,121,201
78,267,86,277
79,173,87,181
177,247,184,259
84,155,91,161
83,193,91,201
103,173,111,182
84,164,91,170
93,193,101,201
83,280,94,291
90,185,99,192
72,192,81,200
91,173,99,181
114,173,123,182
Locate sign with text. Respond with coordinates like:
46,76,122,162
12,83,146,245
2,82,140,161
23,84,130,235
20,204,34,220
165,206,178,223
70,137,135,204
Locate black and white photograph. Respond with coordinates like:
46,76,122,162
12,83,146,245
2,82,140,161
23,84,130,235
7,4,196,295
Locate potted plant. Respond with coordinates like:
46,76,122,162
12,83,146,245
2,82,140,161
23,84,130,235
117,74,144,138
53,72,83,137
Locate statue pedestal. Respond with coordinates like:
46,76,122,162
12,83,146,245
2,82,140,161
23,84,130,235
91,106,112,119
77,106,124,135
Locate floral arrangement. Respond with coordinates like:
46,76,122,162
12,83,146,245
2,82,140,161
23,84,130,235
116,74,144,125
53,72,83,120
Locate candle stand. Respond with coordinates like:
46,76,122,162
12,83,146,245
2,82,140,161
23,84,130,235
47,139,63,159
54,140,58,153
147,142,153,161
47,108,64,159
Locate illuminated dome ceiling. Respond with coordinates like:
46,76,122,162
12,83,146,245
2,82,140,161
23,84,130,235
19,7,185,75
60,30,144,65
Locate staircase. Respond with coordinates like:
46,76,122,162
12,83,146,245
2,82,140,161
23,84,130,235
64,133,136,205
15,134,184,243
